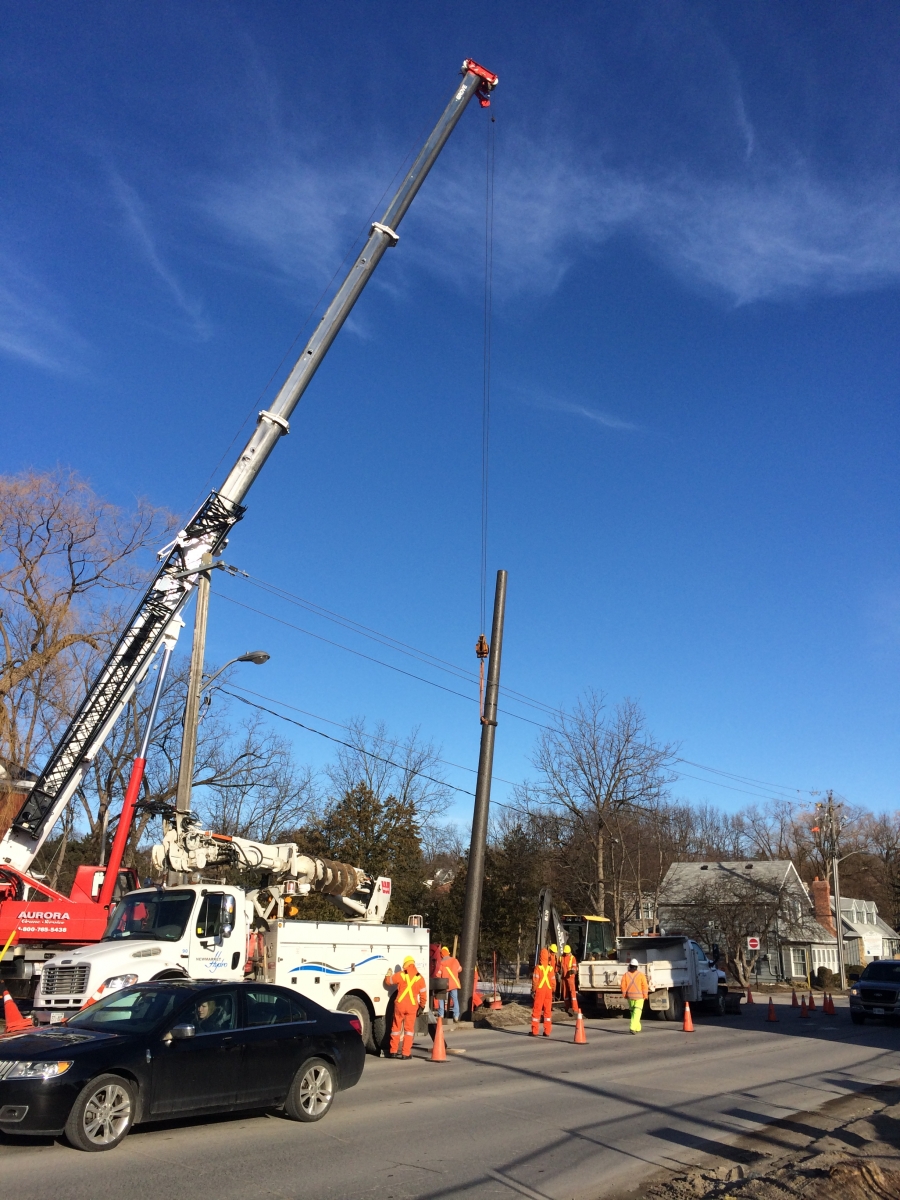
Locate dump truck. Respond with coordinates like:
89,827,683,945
578,935,728,1019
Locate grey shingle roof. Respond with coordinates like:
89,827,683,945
659,860,796,905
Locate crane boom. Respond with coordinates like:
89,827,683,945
0,58,497,873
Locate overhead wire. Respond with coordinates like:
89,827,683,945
216,575,812,801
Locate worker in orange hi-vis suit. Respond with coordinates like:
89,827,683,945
384,956,427,1059
530,948,557,1037
559,944,579,1012
620,957,649,1033
437,946,462,1022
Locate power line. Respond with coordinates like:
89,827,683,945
227,574,810,800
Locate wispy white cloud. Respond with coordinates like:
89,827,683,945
198,132,900,308
0,256,90,374
110,171,212,339
512,385,640,433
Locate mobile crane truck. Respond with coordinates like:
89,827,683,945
0,57,497,1011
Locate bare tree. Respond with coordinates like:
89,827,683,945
326,717,452,827
196,714,318,843
663,867,805,987
0,468,173,772
520,691,678,921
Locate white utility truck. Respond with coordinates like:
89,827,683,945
578,935,728,1020
32,818,429,1053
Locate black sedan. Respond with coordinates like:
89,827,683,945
849,960,900,1023
0,980,365,1151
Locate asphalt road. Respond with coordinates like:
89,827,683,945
2,996,898,1200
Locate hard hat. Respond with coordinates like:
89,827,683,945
564,944,571,953
441,946,450,955
629,958,639,967
550,943,558,952
403,956,416,967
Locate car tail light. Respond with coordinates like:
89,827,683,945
348,1017,362,1035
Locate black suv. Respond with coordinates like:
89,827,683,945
849,960,900,1023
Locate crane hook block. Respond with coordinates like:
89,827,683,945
475,634,490,660
462,58,499,107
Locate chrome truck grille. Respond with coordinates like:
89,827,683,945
41,964,89,996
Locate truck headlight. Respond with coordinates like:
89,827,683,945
850,987,859,996
101,973,138,992
7,1061,73,1080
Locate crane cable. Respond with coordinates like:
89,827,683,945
477,112,496,721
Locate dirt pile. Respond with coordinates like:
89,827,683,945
634,1081,900,1200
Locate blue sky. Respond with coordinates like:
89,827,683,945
3,2,899,824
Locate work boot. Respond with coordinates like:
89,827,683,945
400,1054,412,1060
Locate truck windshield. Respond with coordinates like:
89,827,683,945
860,962,900,983
104,890,195,942
585,921,613,960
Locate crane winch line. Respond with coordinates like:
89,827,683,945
1,58,499,873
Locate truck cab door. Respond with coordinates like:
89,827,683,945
188,892,242,979
690,941,716,995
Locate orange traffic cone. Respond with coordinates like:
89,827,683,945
2,990,33,1034
808,992,816,1012
791,989,799,1007
766,997,779,1023
682,1001,694,1032
825,993,835,1015
573,1010,587,1044
430,1015,447,1062
746,987,755,1004
799,996,809,1018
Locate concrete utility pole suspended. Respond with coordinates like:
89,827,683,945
459,569,507,1018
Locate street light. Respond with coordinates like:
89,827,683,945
201,650,271,693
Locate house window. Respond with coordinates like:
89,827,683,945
867,911,876,925
785,948,807,978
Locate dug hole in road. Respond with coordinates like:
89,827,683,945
2,996,899,1200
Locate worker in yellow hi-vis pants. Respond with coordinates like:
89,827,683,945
620,957,649,1033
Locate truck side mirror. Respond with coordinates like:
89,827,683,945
171,1023,195,1040
222,923,233,938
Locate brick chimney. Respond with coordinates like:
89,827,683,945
811,876,836,935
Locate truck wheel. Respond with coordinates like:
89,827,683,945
662,988,685,1022
284,1058,335,1122
151,970,187,981
337,994,372,1051
64,1074,135,1152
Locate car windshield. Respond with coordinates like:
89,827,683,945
66,986,187,1033
860,962,900,982
104,890,195,942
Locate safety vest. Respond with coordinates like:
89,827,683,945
533,963,554,991
621,970,648,999
560,953,577,977
440,956,461,989
393,971,425,1008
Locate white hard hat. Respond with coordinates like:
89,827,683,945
629,958,639,967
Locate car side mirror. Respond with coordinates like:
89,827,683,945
171,1023,195,1040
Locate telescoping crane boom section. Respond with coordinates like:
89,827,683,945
0,59,497,875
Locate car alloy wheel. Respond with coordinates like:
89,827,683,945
65,1074,135,1152
285,1057,335,1123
